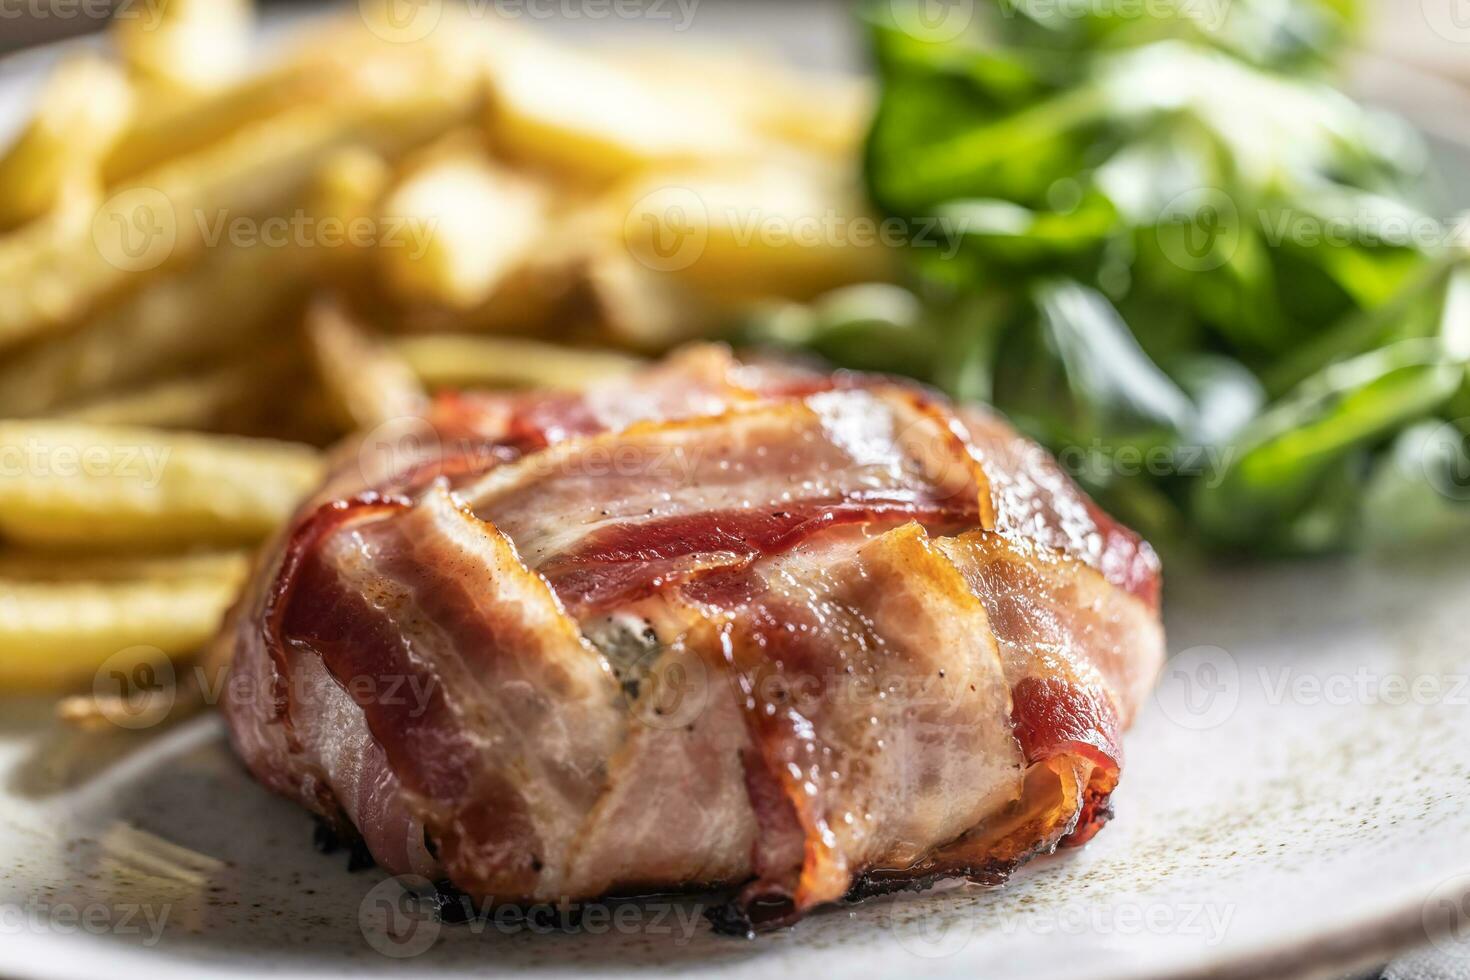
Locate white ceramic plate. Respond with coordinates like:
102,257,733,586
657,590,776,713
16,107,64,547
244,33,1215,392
4,549,1470,980
4,6,1470,979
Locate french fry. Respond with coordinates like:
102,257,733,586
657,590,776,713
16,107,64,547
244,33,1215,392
0,553,249,692
605,44,873,159
0,549,250,583
308,145,392,291
377,135,547,310
394,333,642,390
307,298,427,429
389,193,613,336
0,422,322,550
57,361,272,431
485,37,753,182
0,56,134,232
112,0,254,93
392,253,584,336
57,681,201,731
0,236,307,417
103,13,489,183
617,161,897,304
0,55,480,354
104,55,336,185
580,245,719,350
0,4,925,715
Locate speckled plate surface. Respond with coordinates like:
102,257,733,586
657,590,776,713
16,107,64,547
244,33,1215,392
4,547,1470,980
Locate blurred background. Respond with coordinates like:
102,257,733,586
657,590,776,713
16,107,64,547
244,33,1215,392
7,0,1470,73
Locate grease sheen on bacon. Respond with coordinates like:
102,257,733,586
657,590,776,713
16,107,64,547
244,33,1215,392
213,345,1164,931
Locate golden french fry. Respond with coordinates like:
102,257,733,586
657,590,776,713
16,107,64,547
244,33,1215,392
604,45,873,158
485,37,753,181
105,59,330,185
0,555,249,692
312,146,391,224
104,13,488,184
617,161,897,304
0,549,250,583
0,422,322,550
112,0,254,93
0,237,307,417
0,59,480,354
393,333,642,390
388,192,615,336
57,362,270,430
377,137,547,310
57,681,203,731
308,145,392,289
307,298,427,429
0,56,134,232
580,245,718,350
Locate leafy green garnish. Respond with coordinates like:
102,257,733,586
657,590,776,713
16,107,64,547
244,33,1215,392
743,0,1470,556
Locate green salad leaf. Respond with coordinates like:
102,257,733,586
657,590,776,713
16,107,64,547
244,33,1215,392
741,0,1470,557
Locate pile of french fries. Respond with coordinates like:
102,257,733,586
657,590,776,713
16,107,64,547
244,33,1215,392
0,0,886,708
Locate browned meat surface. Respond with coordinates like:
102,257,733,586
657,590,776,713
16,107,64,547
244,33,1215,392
212,345,1164,932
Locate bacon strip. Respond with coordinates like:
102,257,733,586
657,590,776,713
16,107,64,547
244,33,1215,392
216,344,1164,929
937,530,1164,845
953,406,1162,608
265,487,623,900
461,390,990,609
695,524,1025,923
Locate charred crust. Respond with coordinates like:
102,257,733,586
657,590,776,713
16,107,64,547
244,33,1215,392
1059,789,1115,848
311,816,376,872
432,881,475,923
845,857,1020,902
430,883,587,931
311,817,342,855
843,872,944,901
703,900,757,938
346,839,377,872
705,890,798,937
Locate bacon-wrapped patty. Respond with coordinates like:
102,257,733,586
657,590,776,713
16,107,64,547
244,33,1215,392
212,345,1164,931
